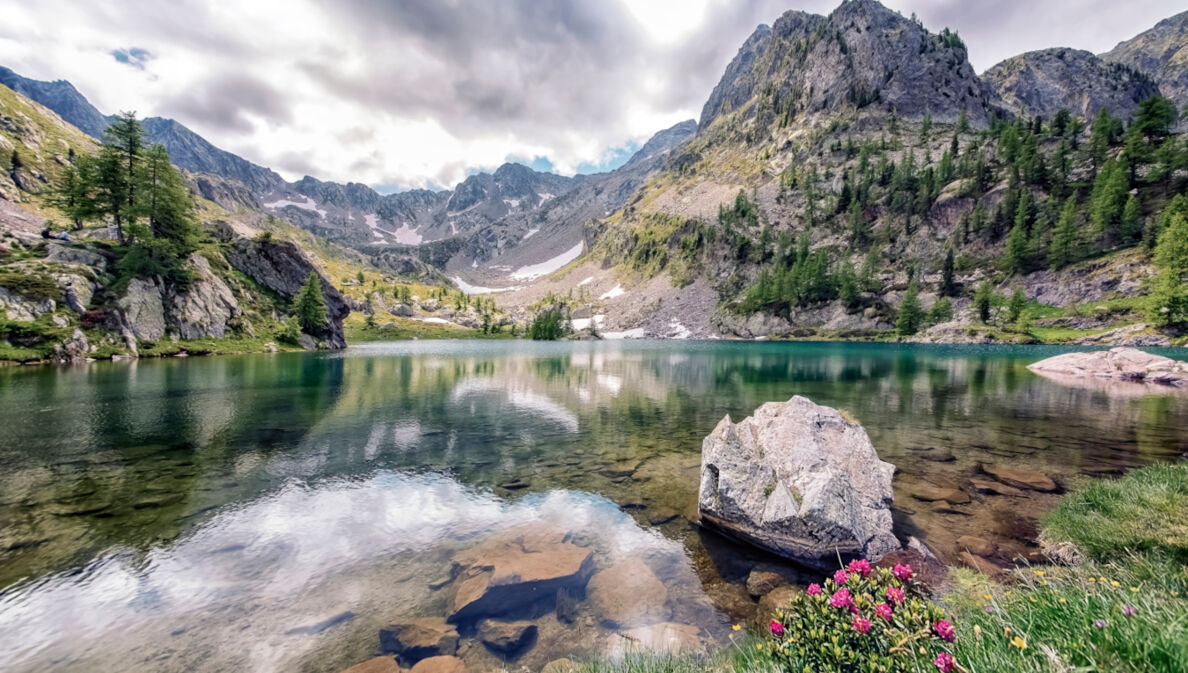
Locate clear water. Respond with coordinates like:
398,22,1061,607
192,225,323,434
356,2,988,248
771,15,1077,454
1,340,1185,673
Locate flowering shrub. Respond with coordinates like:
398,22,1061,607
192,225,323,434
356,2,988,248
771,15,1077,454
769,560,959,672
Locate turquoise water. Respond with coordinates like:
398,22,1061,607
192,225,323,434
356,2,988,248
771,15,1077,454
0,341,1185,672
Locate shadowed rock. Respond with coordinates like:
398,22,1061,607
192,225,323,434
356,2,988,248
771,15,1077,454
378,617,459,663
698,396,899,569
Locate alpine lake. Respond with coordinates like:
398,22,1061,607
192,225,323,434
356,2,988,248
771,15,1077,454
1,340,1186,673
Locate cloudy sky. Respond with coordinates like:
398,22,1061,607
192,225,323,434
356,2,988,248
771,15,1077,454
0,0,1177,191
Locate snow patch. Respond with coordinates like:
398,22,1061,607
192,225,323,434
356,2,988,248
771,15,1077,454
570,314,605,331
415,317,454,325
392,222,423,245
451,276,519,295
263,195,327,218
665,319,691,340
522,228,540,240
578,276,594,286
599,284,624,300
601,327,645,340
503,198,520,208
510,241,583,280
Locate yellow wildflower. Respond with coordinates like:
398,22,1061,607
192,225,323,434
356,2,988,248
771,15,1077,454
1099,577,1107,583
732,624,741,631
974,625,982,638
1058,597,1067,603
1111,580,1120,587
755,644,762,651
1033,570,1045,577
1129,587,1139,593
983,594,993,601
1011,636,1027,650
1088,577,1096,583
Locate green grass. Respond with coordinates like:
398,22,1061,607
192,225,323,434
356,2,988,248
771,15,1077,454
345,316,514,342
1041,463,1188,564
1028,325,1115,344
135,335,302,358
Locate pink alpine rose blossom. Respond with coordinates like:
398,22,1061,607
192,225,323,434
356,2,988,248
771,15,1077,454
769,620,784,637
829,588,853,609
934,652,956,673
893,563,913,582
852,615,871,634
847,559,872,577
886,585,905,605
875,603,893,620
833,569,850,585
933,620,955,643
807,583,822,596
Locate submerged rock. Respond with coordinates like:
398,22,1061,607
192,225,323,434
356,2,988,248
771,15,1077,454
409,655,467,673
447,525,594,623
698,396,899,569
379,617,459,663
981,464,1058,492
586,558,669,627
477,619,537,656
1027,347,1188,387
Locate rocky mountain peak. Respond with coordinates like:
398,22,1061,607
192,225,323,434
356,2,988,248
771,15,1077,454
1102,9,1188,113
698,0,991,133
983,47,1160,122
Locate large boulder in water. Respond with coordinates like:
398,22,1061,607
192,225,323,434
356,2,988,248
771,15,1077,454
698,396,899,569
1027,347,1188,387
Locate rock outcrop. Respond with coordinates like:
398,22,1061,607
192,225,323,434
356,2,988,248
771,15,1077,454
172,255,241,339
379,618,459,664
1027,347,1188,387
698,396,899,569
700,0,992,129
983,48,1160,121
224,235,350,348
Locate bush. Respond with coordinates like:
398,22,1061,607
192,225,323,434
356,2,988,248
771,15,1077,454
0,271,60,301
769,559,956,672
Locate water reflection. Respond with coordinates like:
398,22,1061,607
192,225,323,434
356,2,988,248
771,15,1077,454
0,341,1186,672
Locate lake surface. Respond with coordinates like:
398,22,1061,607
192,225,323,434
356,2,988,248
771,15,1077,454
1,341,1186,673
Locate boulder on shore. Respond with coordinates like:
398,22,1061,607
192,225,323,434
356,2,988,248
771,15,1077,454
1027,347,1188,387
698,396,899,569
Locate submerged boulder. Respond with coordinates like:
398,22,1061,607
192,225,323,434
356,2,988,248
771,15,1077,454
698,396,898,569
378,617,459,663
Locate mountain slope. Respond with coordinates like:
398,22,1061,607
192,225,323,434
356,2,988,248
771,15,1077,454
983,48,1160,121
1102,10,1188,113
0,67,285,192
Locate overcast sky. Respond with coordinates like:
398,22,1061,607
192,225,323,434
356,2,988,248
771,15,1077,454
0,0,1178,191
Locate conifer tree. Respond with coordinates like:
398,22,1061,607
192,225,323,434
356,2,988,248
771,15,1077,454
294,272,328,335
1148,212,1188,326
941,248,956,297
973,281,994,323
896,281,923,336
1049,197,1079,269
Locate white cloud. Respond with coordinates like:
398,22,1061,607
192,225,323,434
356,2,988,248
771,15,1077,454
0,0,1179,190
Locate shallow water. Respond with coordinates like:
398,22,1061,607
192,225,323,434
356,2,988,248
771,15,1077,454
1,340,1186,672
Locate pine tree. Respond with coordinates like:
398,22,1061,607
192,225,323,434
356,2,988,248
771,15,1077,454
294,272,328,335
1007,288,1027,324
1120,194,1140,245
1147,194,1188,252
1090,158,1129,246
1049,197,1078,269
896,282,923,336
1004,191,1030,274
973,281,994,323
1089,108,1114,171
1147,212,1188,326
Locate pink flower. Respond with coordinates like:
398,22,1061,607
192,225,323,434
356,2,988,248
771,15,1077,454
847,559,873,577
893,563,913,582
829,588,853,609
852,615,871,634
807,583,822,596
875,603,893,620
770,620,784,637
933,620,955,643
849,604,860,615
833,569,850,585
1123,606,1137,616
934,652,956,673
886,586,905,605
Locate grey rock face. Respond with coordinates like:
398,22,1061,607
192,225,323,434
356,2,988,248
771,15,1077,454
698,396,899,568
224,236,350,348
983,48,1159,121
172,255,241,339
0,287,55,321
700,0,992,129
1102,10,1188,114
117,278,167,341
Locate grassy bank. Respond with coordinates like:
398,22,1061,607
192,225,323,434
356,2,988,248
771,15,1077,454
579,462,1188,673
